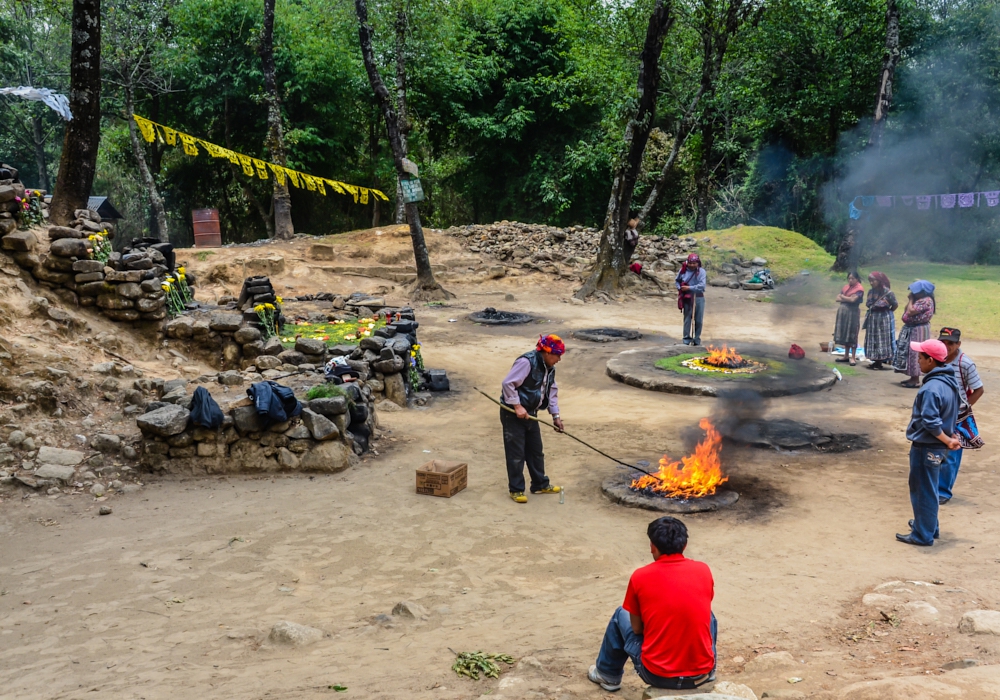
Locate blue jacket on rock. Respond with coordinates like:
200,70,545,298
906,365,960,445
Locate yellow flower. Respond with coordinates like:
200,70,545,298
413,344,421,350
275,296,283,304
254,304,264,312
161,283,170,291
264,303,275,310
88,235,96,241
177,266,186,275
166,276,175,283
410,351,416,357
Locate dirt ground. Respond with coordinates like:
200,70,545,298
4,230,1000,699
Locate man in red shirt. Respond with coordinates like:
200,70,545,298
589,516,717,692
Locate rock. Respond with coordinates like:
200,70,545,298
231,406,265,433
391,601,429,619
959,610,1000,635
90,482,106,496
901,600,939,623
122,445,137,460
383,372,407,406
2,230,38,252
263,337,284,355
104,269,144,283
218,370,244,386
278,349,306,366
299,440,354,472
300,408,339,441
99,505,112,515
222,341,241,366
751,257,768,265
744,651,798,673
36,446,85,466
861,593,896,607
295,337,326,355
837,676,963,700
373,356,405,374
267,621,324,647
234,327,261,344
49,237,90,258
137,405,191,437
309,396,348,417
33,464,76,482
277,447,299,469
165,316,194,339
209,313,243,332
940,659,978,671
91,434,121,453
7,430,26,447
714,682,757,700
759,692,804,699
72,259,104,273
255,355,282,370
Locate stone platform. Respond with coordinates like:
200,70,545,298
606,344,836,397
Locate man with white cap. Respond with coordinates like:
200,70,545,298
897,338,961,546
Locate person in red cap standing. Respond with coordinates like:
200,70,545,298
675,253,707,346
499,335,565,503
897,338,961,546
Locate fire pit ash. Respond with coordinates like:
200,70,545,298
468,307,534,325
601,417,739,513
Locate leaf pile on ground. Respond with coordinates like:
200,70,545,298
451,650,515,680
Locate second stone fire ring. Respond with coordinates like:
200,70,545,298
601,474,739,513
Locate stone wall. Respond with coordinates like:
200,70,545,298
1,213,178,322
137,380,376,476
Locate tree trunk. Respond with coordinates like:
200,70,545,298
694,113,716,231
31,115,50,192
576,0,674,299
49,0,102,226
868,0,900,151
260,0,293,239
356,0,452,300
225,97,274,239
124,89,169,240
393,3,409,225
834,0,900,270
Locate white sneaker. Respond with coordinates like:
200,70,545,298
588,664,622,692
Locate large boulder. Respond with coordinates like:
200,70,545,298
234,327,262,344
2,230,38,252
278,349,306,366
309,396,348,417
295,337,326,356
232,406,266,433
959,610,1000,635
383,372,407,407
300,408,339,441
209,313,242,332
255,355,282,371
137,404,191,437
299,440,355,472
47,226,84,240
50,237,90,258
34,464,77,482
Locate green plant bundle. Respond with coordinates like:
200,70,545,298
451,651,515,680
305,384,348,401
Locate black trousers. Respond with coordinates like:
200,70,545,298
501,408,550,493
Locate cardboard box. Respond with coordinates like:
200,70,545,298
416,460,468,498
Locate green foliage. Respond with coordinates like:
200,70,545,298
279,316,386,347
451,650,515,680
305,384,348,400
703,226,836,281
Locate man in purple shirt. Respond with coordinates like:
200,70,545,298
500,334,566,503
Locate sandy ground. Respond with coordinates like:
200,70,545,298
4,242,1000,699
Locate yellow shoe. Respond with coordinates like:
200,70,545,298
510,491,528,504
531,485,562,494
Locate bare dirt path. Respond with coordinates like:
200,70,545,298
3,276,1000,700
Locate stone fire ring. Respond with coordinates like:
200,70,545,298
467,309,534,325
572,328,642,343
602,474,739,513
606,344,836,397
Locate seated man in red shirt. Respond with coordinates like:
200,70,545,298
589,516,717,692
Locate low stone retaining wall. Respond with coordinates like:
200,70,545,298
137,382,376,476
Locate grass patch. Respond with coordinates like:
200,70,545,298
279,317,387,348
305,384,347,400
654,352,792,378
824,361,860,377
698,225,836,282
195,251,214,261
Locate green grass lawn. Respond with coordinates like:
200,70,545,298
693,226,1000,341
279,317,386,348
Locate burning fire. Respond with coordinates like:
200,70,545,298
630,418,728,499
703,345,746,369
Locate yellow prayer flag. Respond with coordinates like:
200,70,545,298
179,133,199,156
252,158,269,179
133,115,156,143
285,168,301,188
268,163,286,186
315,178,326,195
237,154,255,177
360,188,369,205
162,126,177,146
326,179,347,195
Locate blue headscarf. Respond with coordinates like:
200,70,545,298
908,280,935,296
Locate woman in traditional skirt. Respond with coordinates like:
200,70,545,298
863,271,898,370
833,271,865,366
892,280,936,387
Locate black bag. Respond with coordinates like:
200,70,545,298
190,386,224,428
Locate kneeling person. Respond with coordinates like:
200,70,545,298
589,516,716,692
500,334,565,503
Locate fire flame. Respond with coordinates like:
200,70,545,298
703,344,745,368
630,418,728,498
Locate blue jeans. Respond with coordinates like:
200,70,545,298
909,444,945,544
938,448,963,501
595,607,717,686
683,297,705,345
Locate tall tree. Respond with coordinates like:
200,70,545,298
260,0,294,239
49,0,102,225
393,0,410,225
834,0,900,271
575,0,674,299
356,0,451,300
104,0,172,240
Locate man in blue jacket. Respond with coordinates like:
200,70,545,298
897,339,961,546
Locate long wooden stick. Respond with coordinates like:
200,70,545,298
473,387,659,479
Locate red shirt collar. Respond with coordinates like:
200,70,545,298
655,553,687,563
